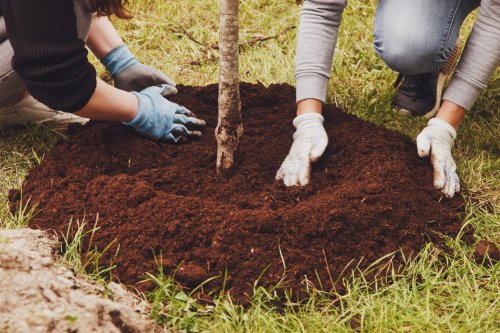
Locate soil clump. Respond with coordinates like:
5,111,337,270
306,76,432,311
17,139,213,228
13,84,466,302
474,240,499,265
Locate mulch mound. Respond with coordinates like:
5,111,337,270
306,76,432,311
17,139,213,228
12,83,466,302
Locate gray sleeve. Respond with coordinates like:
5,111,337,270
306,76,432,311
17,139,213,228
443,0,500,111
295,0,347,103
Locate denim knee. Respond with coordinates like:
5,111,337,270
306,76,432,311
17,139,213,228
372,0,477,75
373,31,441,75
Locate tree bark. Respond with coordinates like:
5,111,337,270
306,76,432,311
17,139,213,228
216,0,243,175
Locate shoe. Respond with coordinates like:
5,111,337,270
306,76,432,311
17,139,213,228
393,39,462,118
0,94,88,131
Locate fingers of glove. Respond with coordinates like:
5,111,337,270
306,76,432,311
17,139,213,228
114,68,177,95
431,154,447,190
452,172,461,194
416,130,432,158
284,164,300,187
442,171,454,198
141,84,171,96
297,157,311,186
442,166,460,198
124,63,176,87
283,156,300,186
175,106,195,117
174,113,206,127
284,145,312,187
285,159,310,186
276,156,292,181
160,84,178,97
142,64,177,87
155,83,178,97
310,132,328,162
171,123,203,138
276,150,302,186
165,133,187,144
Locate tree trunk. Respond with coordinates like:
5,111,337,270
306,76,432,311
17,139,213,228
216,0,243,175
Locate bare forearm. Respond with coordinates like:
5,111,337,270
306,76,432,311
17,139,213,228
86,15,124,59
436,101,467,130
297,98,323,116
74,79,137,122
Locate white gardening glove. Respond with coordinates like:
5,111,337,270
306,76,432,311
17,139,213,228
416,118,459,198
276,113,328,186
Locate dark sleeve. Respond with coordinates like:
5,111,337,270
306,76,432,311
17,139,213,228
0,0,96,112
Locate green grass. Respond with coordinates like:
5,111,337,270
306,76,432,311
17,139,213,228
1,0,498,331
60,216,119,283
141,240,499,332
0,126,62,228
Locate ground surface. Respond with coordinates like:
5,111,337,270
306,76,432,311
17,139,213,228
0,228,160,333
13,84,466,302
1,1,498,331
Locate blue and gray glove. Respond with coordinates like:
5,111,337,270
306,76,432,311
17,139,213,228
125,84,206,143
101,44,177,95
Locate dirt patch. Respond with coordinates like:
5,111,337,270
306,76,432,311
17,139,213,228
474,240,499,265
0,228,160,333
12,83,466,302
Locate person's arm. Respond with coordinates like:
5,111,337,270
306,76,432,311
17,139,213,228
75,80,206,143
74,78,137,121
277,0,347,187
87,15,177,94
416,0,499,198
442,0,500,114
435,101,466,130
2,0,204,142
295,0,347,112
86,15,124,59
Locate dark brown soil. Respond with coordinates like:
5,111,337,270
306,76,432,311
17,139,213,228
13,83,466,302
474,240,499,265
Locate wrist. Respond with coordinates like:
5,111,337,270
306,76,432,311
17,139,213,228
428,118,457,141
125,92,139,123
123,92,143,125
293,112,324,129
297,99,323,116
101,44,138,76
74,79,139,122
436,100,466,130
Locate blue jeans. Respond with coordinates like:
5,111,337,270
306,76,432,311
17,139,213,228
374,0,480,75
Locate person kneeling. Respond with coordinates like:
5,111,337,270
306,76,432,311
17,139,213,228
0,0,205,143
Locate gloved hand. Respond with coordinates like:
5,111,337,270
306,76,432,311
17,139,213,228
276,113,328,186
416,117,459,198
101,44,178,95
125,84,206,143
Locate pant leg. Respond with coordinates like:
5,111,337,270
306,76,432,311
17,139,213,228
373,0,480,75
0,0,93,107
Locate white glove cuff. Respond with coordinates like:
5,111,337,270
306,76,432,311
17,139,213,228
428,118,457,141
293,113,324,129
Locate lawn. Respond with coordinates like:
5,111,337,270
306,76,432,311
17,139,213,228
0,0,498,332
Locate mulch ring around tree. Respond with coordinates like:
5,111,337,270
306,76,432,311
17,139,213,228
11,83,468,303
